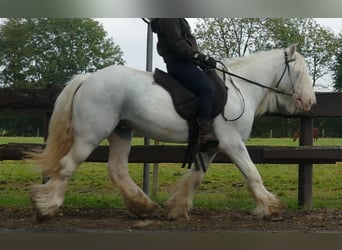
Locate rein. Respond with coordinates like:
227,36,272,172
216,51,296,97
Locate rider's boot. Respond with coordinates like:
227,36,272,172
197,118,219,152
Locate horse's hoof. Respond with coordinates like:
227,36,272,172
166,206,190,221
127,201,161,219
167,212,189,221
263,213,284,222
36,213,52,223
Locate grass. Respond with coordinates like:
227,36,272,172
0,137,342,210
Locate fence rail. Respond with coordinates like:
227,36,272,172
1,88,342,209
1,143,342,164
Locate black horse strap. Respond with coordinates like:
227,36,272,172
181,119,207,172
275,51,296,88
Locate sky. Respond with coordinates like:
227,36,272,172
96,18,342,91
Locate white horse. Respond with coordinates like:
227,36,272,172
30,44,315,220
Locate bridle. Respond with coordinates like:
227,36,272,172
216,50,296,97
275,51,296,91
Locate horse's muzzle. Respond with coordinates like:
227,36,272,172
296,96,315,112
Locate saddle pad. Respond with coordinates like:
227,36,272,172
153,68,227,121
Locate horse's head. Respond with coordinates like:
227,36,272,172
270,44,316,114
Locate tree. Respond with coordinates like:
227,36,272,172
266,18,338,88
333,34,342,91
0,18,125,88
194,18,271,60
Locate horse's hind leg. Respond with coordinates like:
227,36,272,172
31,138,96,218
106,126,159,217
165,152,215,220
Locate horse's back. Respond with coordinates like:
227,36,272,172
73,64,179,125
89,65,152,85
77,65,154,101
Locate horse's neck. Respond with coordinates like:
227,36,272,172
229,50,281,85
227,51,282,115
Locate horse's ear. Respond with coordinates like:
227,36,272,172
288,44,297,57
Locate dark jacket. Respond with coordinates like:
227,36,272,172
151,18,200,62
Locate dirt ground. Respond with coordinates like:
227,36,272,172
1,207,342,233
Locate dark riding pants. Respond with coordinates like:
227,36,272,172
166,59,214,121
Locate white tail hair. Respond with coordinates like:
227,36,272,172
28,75,87,176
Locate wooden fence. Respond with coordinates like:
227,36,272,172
1,89,342,209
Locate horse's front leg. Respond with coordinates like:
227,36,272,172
220,139,284,218
165,152,216,220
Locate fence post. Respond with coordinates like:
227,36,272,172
297,117,313,209
143,20,153,195
42,113,51,184
42,85,60,184
43,113,51,142
152,141,159,199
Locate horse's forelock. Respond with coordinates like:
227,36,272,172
291,52,315,102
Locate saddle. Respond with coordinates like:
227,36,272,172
153,68,228,171
153,68,227,121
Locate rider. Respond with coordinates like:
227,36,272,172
150,18,218,151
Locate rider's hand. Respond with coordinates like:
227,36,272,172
193,53,217,69
203,56,217,69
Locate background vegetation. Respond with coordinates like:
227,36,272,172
0,18,125,136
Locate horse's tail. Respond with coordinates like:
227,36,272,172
28,75,87,176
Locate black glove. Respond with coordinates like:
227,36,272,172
204,56,217,69
193,53,217,69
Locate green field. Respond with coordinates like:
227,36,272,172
0,137,341,210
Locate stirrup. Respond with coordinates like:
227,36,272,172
199,139,219,152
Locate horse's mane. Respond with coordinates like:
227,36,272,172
221,49,283,71
255,92,279,116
